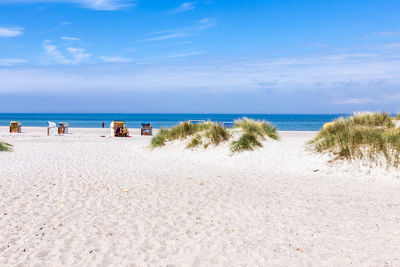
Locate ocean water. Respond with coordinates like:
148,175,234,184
0,113,348,131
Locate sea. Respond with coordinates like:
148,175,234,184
0,113,351,131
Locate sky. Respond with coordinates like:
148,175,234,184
0,0,400,113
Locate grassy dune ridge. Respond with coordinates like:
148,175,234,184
309,112,400,167
151,118,280,152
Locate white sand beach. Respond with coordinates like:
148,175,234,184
1,126,400,266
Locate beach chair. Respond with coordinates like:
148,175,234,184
141,123,152,136
222,122,234,129
58,122,69,135
47,121,57,136
188,120,206,124
110,121,129,137
9,121,21,133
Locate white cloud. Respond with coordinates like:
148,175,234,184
171,2,196,13
67,47,90,63
144,18,215,41
161,51,202,59
100,56,132,63
2,50,400,96
2,0,136,10
0,26,23,37
42,40,90,64
0,58,27,66
42,40,70,64
61,36,79,41
378,42,400,50
362,30,400,39
332,98,377,105
371,30,400,37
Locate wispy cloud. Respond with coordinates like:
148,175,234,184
4,49,400,94
378,42,400,50
67,47,90,63
309,42,328,47
2,0,136,10
61,36,79,41
42,40,90,64
0,58,27,66
371,30,400,37
362,30,400,39
0,26,23,37
171,2,196,13
144,18,215,41
2,41,400,112
100,56,132,63
161,51,202,59
42,40,70,64
332,98,377,105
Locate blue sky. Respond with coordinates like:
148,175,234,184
0,0,400,113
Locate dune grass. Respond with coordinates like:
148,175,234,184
231,133,262,152
0,141,12,152
309,112,400,167
233,117,280,141
230,117,279,152
150,128,170,147
151,118,279,152
151,121,230,149
204,123,230,145
187,134,203,149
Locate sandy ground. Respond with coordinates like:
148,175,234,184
1,126,400,266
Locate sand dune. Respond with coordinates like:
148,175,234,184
1,127,400,266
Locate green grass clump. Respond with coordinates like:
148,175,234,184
348,112,394,128
231,117,279,152
167,121,209,140
151,121,229,149
204,123,230,145
233,117,279,140
309,112,400,167
231,133,262,152
0,141,12,152
187,134,203,148
150,128,169,148
151,118,279,152
396,113,400,120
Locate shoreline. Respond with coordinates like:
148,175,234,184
0,126,319,134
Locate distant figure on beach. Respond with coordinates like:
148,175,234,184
101,122,104,128
115,126,121,136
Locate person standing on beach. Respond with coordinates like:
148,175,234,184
101,122,104,128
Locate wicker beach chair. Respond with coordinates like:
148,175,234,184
110,121,128,137
141,123,152,136
222,122,234,128
188,120,206,124
9,121,21,133
58,122,69,135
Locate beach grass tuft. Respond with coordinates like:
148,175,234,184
233,117,280,140
230,117,280,152
187,134,203,149
309,112,400,167
150,128,169,148
204,123,230,145
0,141,13,152
152,121,230,149
231,133,262,152
167,121,209,140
